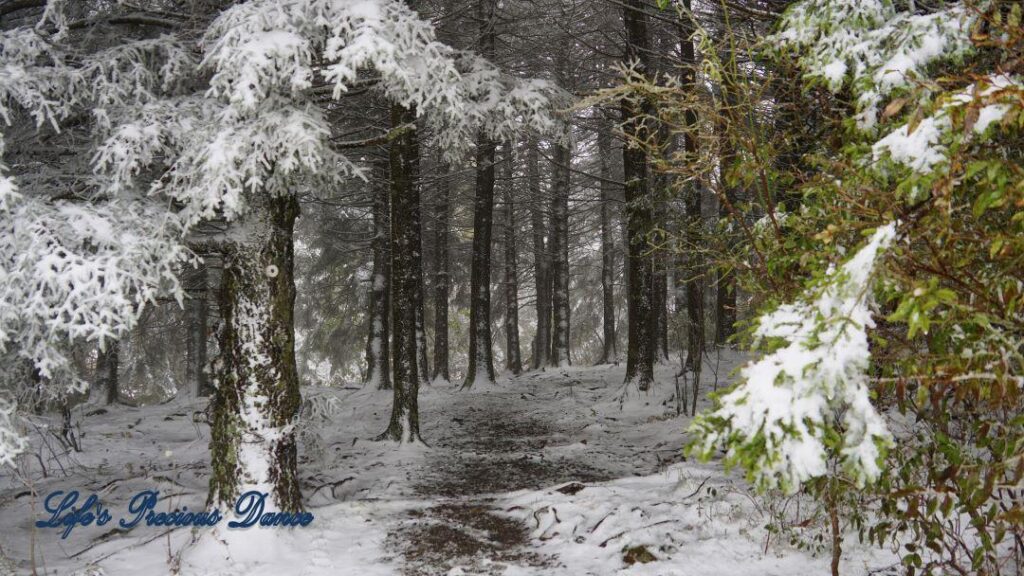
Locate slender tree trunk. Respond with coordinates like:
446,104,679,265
653,263,668,362
185,264,211,397
680,0,704,414
500,144,523,375
412,143,430,389
715,95,738,346
597,128,617,364
549,142,571,367
431,160,451,383
527,139,551,370
365,158,392,389
464,132,498,388
209,193,302,512
464,0,498,388
94,342,119,405
621,0,655,392
378,104,423,441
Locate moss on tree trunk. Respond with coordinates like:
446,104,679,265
209,194,303,512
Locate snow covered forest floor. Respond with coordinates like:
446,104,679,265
1,353,898,575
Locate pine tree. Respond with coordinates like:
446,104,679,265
463,0,500,388
365,158,392,390
500,143,523,375
378,103,423,442
549,141,572,367
621,0,656,393
597,126,618,364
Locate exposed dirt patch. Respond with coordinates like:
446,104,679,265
416,453,611,498
391,501,551,576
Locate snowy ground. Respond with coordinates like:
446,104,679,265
0,352,899,575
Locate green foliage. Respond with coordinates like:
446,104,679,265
638,1,1024,573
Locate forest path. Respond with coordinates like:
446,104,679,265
382,364,695,575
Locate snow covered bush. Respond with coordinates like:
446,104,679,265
772,0,977,129
685,1,1024,574
691,223,897,493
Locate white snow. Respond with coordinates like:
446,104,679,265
872,75,1022,174
693,224,897,492
1,358,899,575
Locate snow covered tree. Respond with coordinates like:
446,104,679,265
0,9,195,465
80,1,563,522
620,0,657,394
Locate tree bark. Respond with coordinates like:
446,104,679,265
527,139,551,370
412,145,430,389
431,160,451,383
94,341,119,405
597,127,617,364
715,88,738,346
208,193,303,512
464,0,498,387
185,263,211,397
653,263,668,362
365,158,391,389
500,144,523,375
378,104,423,441
621,0,655,392
680,0,704,414
464,131,498,388
549,142,571,367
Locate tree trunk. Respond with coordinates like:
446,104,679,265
378,103,423,441
412,144,430,389
621,0,655,392
597,128,617,364
464,0,498,388
527,139,551,370
715,94,738,346
549,142,571,367
185,263,211,397
500,144,523,375
653,264,668,362
208,193,302,512
93,341,119,405
464,131,498,388
431,160,451,384
680,0,704,415
365,158,392,389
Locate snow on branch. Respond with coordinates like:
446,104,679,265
773,0,976,129
0,21,196,465
0,196,188,382
202,0,567,158
691,223,898,493
872,74,1022,174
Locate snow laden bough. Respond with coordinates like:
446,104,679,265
771,0,977,130
690,224,898,494
0,23,194,466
